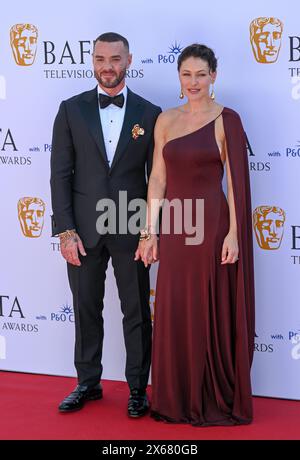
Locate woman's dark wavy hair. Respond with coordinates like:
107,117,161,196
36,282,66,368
177,44,217,72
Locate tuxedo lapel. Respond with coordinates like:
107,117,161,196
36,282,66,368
110,88,144,172
78,87,109,168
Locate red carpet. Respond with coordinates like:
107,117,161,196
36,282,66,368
0,371,299,440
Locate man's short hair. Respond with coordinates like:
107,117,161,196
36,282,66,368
94,32,129,51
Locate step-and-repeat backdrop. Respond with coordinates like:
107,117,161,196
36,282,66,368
1,0,299,399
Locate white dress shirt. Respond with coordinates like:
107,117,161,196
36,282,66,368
98,85,127,166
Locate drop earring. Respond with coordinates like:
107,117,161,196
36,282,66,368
210,83,215,100
179,89,184,99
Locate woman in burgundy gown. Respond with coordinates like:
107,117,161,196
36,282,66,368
135,44,255,426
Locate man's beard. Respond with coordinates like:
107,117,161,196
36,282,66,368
94,68,127,88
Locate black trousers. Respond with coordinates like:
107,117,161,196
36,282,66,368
67,236,152,390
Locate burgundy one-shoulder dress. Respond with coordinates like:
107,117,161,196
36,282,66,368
151,108,255,426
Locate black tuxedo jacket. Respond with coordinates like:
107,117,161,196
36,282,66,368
50,86,161,249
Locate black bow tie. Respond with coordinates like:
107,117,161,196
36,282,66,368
99,93,125,109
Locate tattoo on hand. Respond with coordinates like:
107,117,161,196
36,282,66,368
62,234,78,249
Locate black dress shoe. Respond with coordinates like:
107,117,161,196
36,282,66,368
127,388,149,418
58,383,103,412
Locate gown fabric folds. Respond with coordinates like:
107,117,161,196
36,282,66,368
150,108,255,426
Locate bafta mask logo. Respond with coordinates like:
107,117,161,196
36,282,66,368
250,17,283,64
10,24,38,66
18,197,45,238
253,206,286,250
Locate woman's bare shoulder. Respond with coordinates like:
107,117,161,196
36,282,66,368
156,107,181,127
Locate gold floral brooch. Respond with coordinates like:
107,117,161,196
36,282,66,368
132,124,145,140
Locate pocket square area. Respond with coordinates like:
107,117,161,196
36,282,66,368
132,124,145,140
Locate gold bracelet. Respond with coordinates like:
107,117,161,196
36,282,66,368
59,229,76,243
139,228,151,241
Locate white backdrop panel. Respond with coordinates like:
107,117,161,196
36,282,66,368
0,0,299,399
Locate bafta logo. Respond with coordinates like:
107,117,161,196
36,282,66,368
18,197,45,238
250,17,283,64
253,206,286,250
10,24,38,66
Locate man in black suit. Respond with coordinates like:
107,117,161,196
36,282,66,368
50,32,161,417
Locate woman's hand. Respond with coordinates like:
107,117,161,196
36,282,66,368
221,231,239,264
134,235,159,267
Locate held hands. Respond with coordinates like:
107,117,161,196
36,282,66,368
59,231,86,266
221,231,239,264
134,235,159,267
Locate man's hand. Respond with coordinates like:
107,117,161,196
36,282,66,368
134,235,159,268
59,231,86,266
